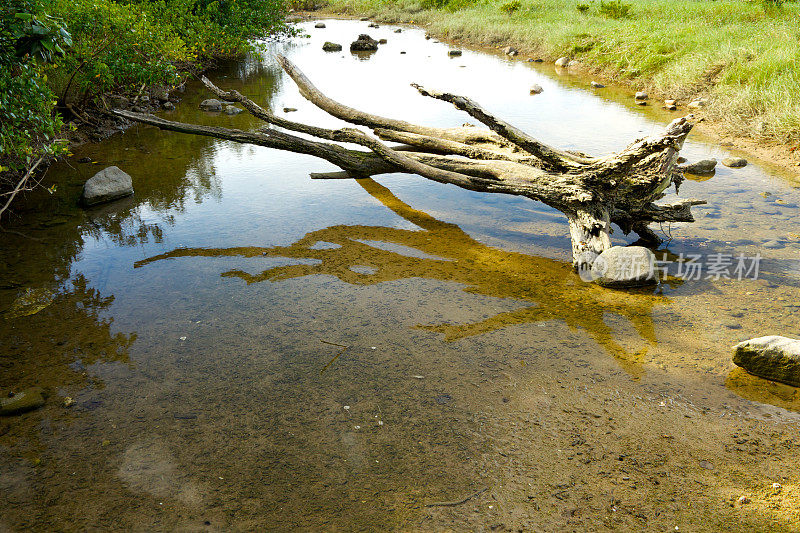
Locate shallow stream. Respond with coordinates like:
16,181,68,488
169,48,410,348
2,19,800,531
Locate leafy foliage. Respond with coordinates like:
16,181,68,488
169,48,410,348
500,0,522,14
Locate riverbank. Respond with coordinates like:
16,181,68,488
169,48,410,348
310,0,800,176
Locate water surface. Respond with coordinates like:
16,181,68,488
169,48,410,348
2,19,800,531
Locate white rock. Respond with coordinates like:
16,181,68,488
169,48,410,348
529,83,543,94
555,56,570,67
588,246,656,287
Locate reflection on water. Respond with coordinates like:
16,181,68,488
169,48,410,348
136,179,661,376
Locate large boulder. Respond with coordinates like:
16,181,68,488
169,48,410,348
350,34,378,52
322,41,343,52
733,336,800,387
683,159,717,175
81,166,134,206
589,246,656,287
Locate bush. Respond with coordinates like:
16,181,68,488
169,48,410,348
576,3,590,14
598,0,632,19
500,0,522,14
0,0,70,174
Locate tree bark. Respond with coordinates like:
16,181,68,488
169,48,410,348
113,54,705,271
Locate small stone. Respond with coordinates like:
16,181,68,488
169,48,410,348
590,81,605,88
162,101,175,111
722,157,747,168
664,104,677,111
322,41,342,52
350,34,379,52
664,99,676,106
1,388,46,416
367,22,379,28
773,483,782,490
63,397,74,408
394,28,402,33
503,46,518,56
733,336,800,387
378,38,387,44
533,58,544,62
683,159,717,175
223,105,242,115
688,99,707,109
400,51,406,54
425,34,431,40
199,98,222,111
448,50,462,57
529,83,543,94
283,107,298,113
636,100,647,106
737,496,751,505
635,91,648,100
555,56,570,67
315,22,326,28
77,156,92,163
81,166,134,206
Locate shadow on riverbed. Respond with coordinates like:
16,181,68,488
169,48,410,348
135,178,667,376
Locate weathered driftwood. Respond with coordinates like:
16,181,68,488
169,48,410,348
113,53,705,270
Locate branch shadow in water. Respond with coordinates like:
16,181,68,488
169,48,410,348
135,179,669,376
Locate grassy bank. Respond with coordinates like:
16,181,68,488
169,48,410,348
320,0,800,148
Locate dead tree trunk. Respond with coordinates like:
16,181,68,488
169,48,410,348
113,54,704,271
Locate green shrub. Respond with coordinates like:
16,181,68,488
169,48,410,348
500,0,522,14
598,0,632,19
576,3,590,14
1,0,70,174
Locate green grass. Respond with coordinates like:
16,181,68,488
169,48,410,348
320,0,800,145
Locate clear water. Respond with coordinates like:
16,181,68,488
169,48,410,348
1,19,800,531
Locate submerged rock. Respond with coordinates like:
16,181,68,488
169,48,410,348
394,28,402,33
635,91,648,100
4,288,55,319
199,98,222,111
81,166,134,206
722,157,747,168
590,246,656,287
590,81,605,88
733,336,800,387
322,41,342,52
350,34,378,52
448,50,462,57
1,387,46,416
555,56,570,67
223,105,242,115
683,159,717,175
162,101,175,111
529,83,543,94
378,38,387,44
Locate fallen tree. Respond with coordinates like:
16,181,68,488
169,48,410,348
113,54,705,271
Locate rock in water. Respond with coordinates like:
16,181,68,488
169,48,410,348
722,157,747,168
81,166,134,206
733,336,800,387
503,46,518,56
1,387,46,416
589,246,656,287
4,288,55,319
199,98,222,111
315,22,326,28
590,81,605,88
448,50,462,57
162,101,175,111
529,83,543,94
223,105,242,115
322,42,343,52
683,159,717,175
350,34,378,52
554,56,570,67
635,91,648,100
